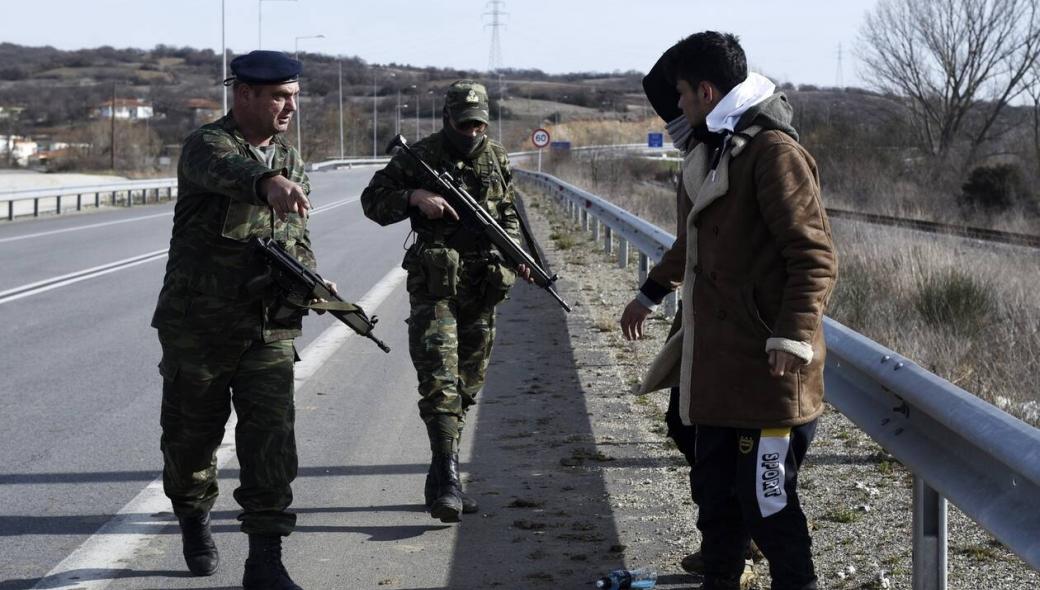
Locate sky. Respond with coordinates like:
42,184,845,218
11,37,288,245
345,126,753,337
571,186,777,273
2,0,880,88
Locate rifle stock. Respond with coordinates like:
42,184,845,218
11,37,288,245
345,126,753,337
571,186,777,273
386,134,571,312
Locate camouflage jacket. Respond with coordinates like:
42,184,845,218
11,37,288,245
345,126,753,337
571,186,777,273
151,112,315,342
360,131,520,249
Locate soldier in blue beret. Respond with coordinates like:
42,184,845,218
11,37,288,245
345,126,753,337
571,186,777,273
153,49,322,590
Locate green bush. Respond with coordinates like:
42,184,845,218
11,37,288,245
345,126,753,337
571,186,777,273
960,164,1030,212
913,269,994,334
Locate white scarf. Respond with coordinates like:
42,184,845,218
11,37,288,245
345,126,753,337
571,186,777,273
705,73,776,134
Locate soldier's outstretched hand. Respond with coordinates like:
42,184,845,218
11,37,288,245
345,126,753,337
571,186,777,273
409,189,459,220
261,175,311,221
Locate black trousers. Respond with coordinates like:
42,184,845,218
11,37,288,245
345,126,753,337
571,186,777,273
691,420,818,590
665,386,697,488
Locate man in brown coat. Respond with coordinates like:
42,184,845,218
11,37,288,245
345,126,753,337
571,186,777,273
643,32,837,590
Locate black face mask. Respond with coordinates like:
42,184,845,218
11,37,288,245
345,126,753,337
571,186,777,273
443,115,487,157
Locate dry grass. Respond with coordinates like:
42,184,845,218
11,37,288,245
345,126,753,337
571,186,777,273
828,219,1040,424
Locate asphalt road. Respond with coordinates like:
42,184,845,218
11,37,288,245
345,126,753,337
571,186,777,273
0,166,465,588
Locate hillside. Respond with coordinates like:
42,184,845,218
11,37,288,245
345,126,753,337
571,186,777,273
0,42,650,163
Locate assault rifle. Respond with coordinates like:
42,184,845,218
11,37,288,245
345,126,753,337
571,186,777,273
251,237,391,353
386,134,571,312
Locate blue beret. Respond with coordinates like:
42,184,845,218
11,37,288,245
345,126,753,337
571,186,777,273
223,50,301,86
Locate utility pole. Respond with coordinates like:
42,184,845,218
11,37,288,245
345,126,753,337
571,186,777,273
294,34,324,156
372,69,378,157
836,43,845,89
110,83,116,170
338,62,345,159
497,73,503,142
221,0,228,114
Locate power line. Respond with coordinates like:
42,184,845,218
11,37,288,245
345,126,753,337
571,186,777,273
484,0,507,72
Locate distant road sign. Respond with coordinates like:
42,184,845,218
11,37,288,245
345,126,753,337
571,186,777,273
532,128,551,148
648,132,664,148
550,141,571,151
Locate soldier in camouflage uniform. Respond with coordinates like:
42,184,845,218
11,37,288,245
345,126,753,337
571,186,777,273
151,50,321,590
361,80,528,524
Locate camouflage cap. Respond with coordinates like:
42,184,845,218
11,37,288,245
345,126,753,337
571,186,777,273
445,80,489,124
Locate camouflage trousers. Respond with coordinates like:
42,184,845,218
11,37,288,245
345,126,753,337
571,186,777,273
407,287,497,454
158,330,298,536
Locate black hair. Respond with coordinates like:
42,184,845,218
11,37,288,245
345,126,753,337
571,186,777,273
669,31,747,93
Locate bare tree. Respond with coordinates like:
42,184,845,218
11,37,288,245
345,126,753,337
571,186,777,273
1028,61,1040,178
859,0,1040,167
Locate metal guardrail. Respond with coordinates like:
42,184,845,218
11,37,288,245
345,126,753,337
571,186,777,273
0,178,178,221
309,157,391,171
516,167,1040,589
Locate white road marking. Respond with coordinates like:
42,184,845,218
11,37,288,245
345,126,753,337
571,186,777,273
29,265,406,590
0,212,173,243
0,249,170,305
0,196,359,305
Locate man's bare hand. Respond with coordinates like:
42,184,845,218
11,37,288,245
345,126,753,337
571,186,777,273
620,298,652,341
261,175,310,221
409,189,459,220
769,349,802,377
516,264,534,284
309,280,338,314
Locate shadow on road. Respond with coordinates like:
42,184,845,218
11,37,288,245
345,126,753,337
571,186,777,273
442,282,626,588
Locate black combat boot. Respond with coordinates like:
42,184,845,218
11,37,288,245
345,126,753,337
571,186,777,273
425,460,478,514
177,513,218,576
242,534,302,590
428,452,464,523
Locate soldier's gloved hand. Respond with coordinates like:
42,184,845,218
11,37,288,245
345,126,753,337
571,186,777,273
260,175,311,221
408,189,459,220
620,298,652,340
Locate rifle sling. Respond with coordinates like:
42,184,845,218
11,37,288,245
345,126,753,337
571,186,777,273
514,194,548,272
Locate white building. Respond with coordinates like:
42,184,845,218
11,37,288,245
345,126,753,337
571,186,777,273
0,135,39,166
96,98,154,120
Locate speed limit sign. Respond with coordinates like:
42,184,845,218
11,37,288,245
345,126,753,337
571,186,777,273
531,128,551,148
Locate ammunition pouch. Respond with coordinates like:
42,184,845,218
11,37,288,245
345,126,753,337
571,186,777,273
405,245,461,298
481,257,516,306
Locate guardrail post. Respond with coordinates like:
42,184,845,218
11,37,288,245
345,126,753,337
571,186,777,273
581,208,589,232
76,194,82,211
618,239,629,268
56,195,61,215
111,191,116,206
604,226,613,254
591,217,600,242
128,190,133,208
7,201,13,221
34,198,39,217
95,192,100,208
638,252,649,284
663,292,677,317
912,476,948,590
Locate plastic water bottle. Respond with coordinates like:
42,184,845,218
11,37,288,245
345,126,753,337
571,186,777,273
594,567,657,589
